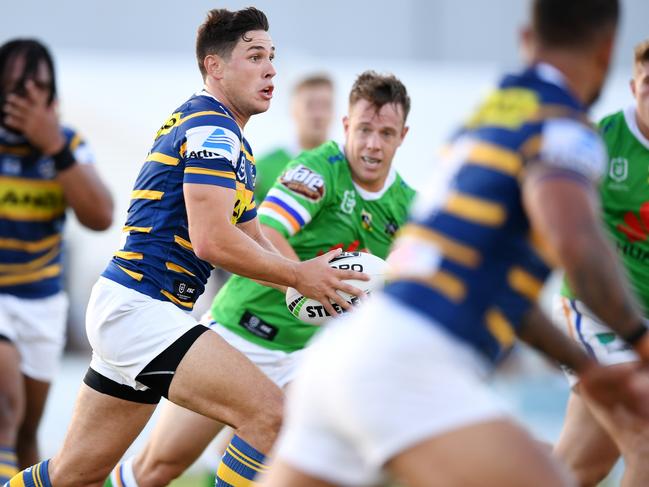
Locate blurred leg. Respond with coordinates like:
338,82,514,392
15,376,50,468
0,341,24,483
554,391,619,487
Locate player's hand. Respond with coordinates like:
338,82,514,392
580,362,649,419
294,248,369,318
3,79,65,155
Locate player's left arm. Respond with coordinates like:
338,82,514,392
3,81,113,230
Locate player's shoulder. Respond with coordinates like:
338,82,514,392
175,92,242,137
392,172,417,201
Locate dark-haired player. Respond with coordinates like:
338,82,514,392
0,38,113,483
3,8,365,487
260,1,649,486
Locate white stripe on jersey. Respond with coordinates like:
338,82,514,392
266,187,312,225
258,207,297,236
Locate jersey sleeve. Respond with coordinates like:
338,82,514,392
64,127,94,165
257,153,330,238
182,115,242,189
534,118,607,183
237,194,257,223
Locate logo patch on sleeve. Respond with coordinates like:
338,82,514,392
280,164,325,201
185,125,240,164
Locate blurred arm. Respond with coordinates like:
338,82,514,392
58,164,113,230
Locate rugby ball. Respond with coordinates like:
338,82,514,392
286,251,386,325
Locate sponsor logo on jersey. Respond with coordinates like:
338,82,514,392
384,219,399,237
609,157,628,182
617,202,649,243
280,164,325,201
202,128,235,155
173,279,196,302
186,149,223,160
361,209,373,231
239,311,278,340
0,177,65,220
2,158,20,175
156,112,182,139
340,190,356,214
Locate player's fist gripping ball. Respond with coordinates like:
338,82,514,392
286,251,386,325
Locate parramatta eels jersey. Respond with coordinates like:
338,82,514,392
385,63,607,364
102,91,257,310
0,126,94,298
211,140,416,352
562,107,649,314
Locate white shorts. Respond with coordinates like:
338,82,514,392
553,295,638,386
202,318,305,389
0,292,68,382
86,277,199,391
274,294,507,486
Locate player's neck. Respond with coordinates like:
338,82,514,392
298,134,325,151
203,85,249,128
531,51,598,108
635,110,649,141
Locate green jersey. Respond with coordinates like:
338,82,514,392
562,107,649,313
212,140,416,352
254,147,294,202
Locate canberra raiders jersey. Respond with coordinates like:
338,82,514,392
211,140,416,352
562,106,649,314
102,90,257,310
385,63,606,364
0,126,94,298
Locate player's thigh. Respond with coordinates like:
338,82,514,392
387,418,576,487
0,340,24,433
50,383,156,486
168,330,283,428
140,400,225,470
554,391,619,482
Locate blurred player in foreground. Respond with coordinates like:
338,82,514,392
260,1,649,486
4,8,365,487
254,74,334,201
107,71,415,487
0,38,113,483
554,38,649,487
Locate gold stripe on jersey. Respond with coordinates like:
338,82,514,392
0,246,59,273
241,145,255,163
520,135,543,161
466,88,539,130
467,142,522,176
508,266,543,300
399,224,481,267
177,110,231,127
114,250,143,260
174,235,193,251
131,190,164,200
444,192,506,226
69,133,82,151
180,142,187,158
160,289,194,309
485,308,516,348
165,262,196,277
122,226,152,233
146,152,180,166
184,167,236,179
0,177,65,221
117,265,143,281
0,144,31,156
403,271,466,303
0,234,60,252
0,264,60,286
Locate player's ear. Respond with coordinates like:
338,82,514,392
204,54,224,80
630,78,637,98
342,115,350,135
400,125,409,142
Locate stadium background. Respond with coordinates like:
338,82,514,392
2,0,649,484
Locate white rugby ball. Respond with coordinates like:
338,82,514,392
286,251,386,325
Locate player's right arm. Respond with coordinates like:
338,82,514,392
184,183,364,315
521,119,649,359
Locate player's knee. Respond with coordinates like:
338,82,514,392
0,391,23,434
564,457,611,487
253,388,284,434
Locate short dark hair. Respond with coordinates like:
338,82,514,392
532,0,619,48
292,74,334,95
196,7,269,78
0,38,56,104
634,39,649,67
349,71,410,122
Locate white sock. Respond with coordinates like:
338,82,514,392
111,457,139,487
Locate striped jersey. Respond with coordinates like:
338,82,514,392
102,91,257,310
0,125,94,298
385,63,607,364
211,141,416,351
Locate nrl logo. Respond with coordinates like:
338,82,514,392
609,157,628,182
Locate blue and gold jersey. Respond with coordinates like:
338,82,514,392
102,91,257,310
0,126,94,298
385,64,607,364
